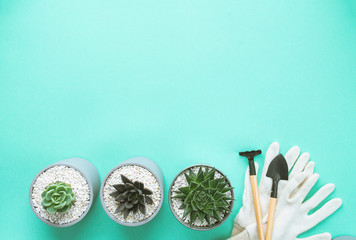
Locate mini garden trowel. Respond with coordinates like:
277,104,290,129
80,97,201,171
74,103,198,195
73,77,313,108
265,154,289,240
239,150,264,240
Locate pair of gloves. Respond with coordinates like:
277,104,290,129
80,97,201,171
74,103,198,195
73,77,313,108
229,142,342,240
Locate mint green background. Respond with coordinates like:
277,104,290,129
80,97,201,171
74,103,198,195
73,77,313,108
1,1,355,239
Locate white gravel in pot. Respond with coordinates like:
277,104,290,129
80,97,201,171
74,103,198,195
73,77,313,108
103,165,161,223
171,166,233,227
31,165,90,225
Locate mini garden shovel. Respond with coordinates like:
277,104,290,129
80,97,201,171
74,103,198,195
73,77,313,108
265,154,289,240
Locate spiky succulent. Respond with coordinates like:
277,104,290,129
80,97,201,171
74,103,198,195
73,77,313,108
41,181,75,214
110,175,153,219
173,166,233,225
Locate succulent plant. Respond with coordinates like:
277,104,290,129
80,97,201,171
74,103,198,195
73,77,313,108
41,181,76,214
110,175,153,219
173,166,233,226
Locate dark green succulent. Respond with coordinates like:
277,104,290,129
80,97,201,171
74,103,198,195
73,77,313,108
173,166,233,226
41,181,75,214
110,175,153,219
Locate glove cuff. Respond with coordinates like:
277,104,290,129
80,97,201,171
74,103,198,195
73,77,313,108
231,222,246,237
244,223,259,240
228,226,250,240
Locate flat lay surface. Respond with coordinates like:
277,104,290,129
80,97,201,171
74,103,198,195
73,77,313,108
0,0,355,239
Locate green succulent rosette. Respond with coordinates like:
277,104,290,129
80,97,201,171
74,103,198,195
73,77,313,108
173,166,234,226
41,181,76,214
109,175,153,219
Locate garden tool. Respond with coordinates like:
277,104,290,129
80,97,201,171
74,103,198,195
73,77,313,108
239,150,264,240
265,154,288,240
229,160,342,240
231,142,301,239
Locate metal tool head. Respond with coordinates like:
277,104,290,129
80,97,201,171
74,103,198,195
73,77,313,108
266,154,289,198
239,150,261,176
239,150,262,160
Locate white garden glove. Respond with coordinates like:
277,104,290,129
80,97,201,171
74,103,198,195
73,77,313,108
229,142,342,240
232,170,342,240
263,170,342,240
231,142,305,236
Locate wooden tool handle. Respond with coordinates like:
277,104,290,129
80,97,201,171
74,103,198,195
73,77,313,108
250,175,265,240
266,197,277,240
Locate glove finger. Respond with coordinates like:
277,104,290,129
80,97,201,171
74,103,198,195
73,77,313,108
306,198,342,231
282,161,314,197
289,152,310,179
284,172,309,198
242,163,258,205
290,173,319,203
303,161,315,176
298,232,332,240
284,145,300,171
261,142,279,179
303,184,335,211
260,142,279,190
235,166,252,222
235,163,259,225
276,146,301,194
